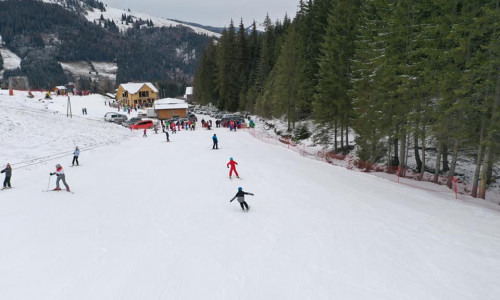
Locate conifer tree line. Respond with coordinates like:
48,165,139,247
193,0,500,198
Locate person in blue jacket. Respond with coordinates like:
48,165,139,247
72,146,80,166
212,134,218,149
230,187,254,212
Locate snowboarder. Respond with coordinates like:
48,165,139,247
230,187,254,212
227,157,239,178
212,134,218,149
1,163,12,189
72,146,80,166
50,164,70,192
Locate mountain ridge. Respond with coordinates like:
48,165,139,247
0,0,215,92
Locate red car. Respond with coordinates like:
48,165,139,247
130,120,154,130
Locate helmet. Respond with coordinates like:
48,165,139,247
56,164,61,168
230,157,233,160
238,187,242,191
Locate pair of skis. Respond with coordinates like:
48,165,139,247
42,189,74,194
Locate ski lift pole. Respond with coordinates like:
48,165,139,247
67,95,72,118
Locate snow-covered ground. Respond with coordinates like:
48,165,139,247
1,90,500,299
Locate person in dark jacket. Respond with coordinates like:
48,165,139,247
164,128,170,142
230,187,254,212
1,163,12,189
212,134,218,149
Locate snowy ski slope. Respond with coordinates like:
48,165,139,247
0,90,500,299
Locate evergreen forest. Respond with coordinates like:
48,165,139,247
192,0,500,199
0,0,211,95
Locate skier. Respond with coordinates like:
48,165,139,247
1,163,12,189
227,157,239,178
143,128,147,137
164,128,170,142
230,187,254,212
50,164,70,192
72,146,80,166
212,134,218,149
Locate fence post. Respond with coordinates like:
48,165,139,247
398,166,400,183
348,155,352,170
453,176,458,199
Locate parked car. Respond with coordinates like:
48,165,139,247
187,113,197,122
104,112,117,121
113,114,128,124
122,117,142,127
130,120,154,130
104,113,127,123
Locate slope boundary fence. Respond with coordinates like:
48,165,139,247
245,128,497,202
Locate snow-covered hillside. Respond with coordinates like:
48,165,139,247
1,90,500,299
0,47,22,77
60,61,117,83
42,0,220,38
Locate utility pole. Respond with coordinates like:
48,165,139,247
67,95,72,118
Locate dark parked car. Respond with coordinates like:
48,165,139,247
112,114,128,124
122,117,142,127
187,113,197,122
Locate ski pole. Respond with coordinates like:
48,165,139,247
47,175,51,191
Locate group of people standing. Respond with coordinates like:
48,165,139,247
0,147,80,192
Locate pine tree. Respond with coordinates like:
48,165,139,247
193,39,218,105
315,0,361,151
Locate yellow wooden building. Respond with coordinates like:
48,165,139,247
52,86,67,95
154,98,188,120
116,82,159,106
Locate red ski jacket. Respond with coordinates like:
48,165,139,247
227,160,238,168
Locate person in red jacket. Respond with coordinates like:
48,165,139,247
227,157,239,179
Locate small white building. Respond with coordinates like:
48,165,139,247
154,98,188,119
184,86,193,102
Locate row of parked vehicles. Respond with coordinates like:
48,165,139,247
192,105,247,122
104,112,154,129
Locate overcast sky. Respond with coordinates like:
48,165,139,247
103,0,299,27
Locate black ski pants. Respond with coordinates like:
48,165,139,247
3,176,11,188
240,201,248,211
72,156,79,166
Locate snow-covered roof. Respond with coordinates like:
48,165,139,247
55,86,67,90
120,82,159,94
154,98,188,110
